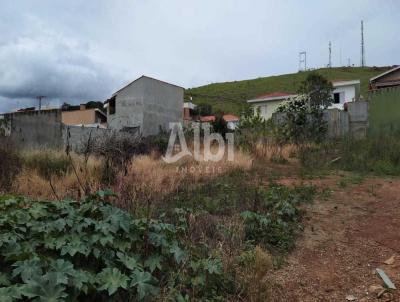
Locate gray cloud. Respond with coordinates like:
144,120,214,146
0,32,118,101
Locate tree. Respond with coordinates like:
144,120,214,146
275,94,327,146
236,108,271,155
298,73,333,108
193,104,212,116
212,113,228,138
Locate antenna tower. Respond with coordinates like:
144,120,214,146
328,41,332,68
360,20,366,67
299,51,307,71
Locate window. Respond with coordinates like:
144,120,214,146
109,97,116,115
261,105,268,116
333,93,340,104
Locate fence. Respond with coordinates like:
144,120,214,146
63,126,111,152
324,101,369,139
368,87,400,137
0,110,63,149
272,101,369,140
0,109,139,151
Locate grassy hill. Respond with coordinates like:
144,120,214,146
185,66,391,114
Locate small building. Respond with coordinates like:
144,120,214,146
183,102,197,121
247,92,297,120
198,114,240,130
369,66,400,91
330,80,360,109
62,104,107,127
105,75,184,136
223,114,240,130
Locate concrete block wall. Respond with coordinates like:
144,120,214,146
1,110,63,149
63,126,112,152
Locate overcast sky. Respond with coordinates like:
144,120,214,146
0,0,399,113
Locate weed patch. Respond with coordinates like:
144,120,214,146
0,144,21,192
0,193,232,301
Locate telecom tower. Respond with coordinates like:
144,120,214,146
360,20,366,67
299,51,307,71
36,96,46,111
328,42,332,68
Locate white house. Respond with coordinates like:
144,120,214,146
330,79,360,109
247,92,297,120
247,80,361,120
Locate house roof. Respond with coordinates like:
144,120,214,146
247,92,297,103
183,102,197,109
331,79,360,87
112,75,185,96
199,114,239,123
370,66,400,82
200,115,216,122
223,114,239,122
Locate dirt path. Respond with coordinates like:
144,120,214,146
269,175,400,302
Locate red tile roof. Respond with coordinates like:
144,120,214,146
200,115,216,122
255,92,295,99
199,114,239,123
223,114,239,122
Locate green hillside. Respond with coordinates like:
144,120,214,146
185,67,391,114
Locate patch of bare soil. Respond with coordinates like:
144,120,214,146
268,175,400,301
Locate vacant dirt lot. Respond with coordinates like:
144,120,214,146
268,175,400,302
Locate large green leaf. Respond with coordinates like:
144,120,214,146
28,203,48,219
0,272,11,286
12,259,42,283
48,259,75,285
130,270,159,300
71,270,94,294
203,258,222,275
116,252,141,271
144,255,163,273
96,268,129,296
0,285,23,301
60,235,90,256
169,244,186,264
20,273,68,302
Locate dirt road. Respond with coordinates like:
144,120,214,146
269,175,400,301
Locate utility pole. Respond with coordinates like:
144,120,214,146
360,20,366,67
36,96,46,111
299,51,307,71
328,41,332,68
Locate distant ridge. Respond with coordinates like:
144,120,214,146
185,66,392,114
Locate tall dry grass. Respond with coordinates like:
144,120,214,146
14,150,103,200
12,148,253,204
114,148,253,212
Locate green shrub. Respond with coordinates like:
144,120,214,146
241,183,315,252
22,151,70,179
299,137,400,176
0,193,230,301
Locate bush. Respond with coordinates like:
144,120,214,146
84,131,170,184
241,183,315,252
21,150,70,180
299,137,400,175
0,193,231,301
0,144,21,192
274,94,327,146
